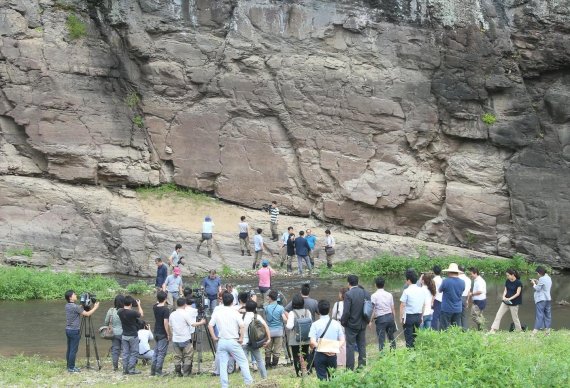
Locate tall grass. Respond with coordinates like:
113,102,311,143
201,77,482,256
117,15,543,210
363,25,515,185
326,329,570,387
0,267,120,301
136,183,213,202
319,254,543,278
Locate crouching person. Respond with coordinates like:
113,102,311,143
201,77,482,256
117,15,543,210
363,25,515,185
169,297,206,376
309,300,345,381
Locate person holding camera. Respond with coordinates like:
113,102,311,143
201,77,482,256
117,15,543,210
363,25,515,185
104,295,125,371
170,297,206,376
64,290,100,373
118,296,144,375
138,321,154,362
168,244,183,268
151,291,170,376
532,266,552,335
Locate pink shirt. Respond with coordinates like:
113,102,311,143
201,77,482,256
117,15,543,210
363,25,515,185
257,267,275,287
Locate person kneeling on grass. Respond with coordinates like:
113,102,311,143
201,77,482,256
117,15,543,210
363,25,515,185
309,300,345,381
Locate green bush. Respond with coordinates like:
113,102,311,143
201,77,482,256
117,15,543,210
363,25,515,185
132,115,144,128
125,92,140,108
326,329,570,387
136,183,214,202
320,254,543,278
66,14,87,40
125,280,153,295
482,112,497,125
5,245,33,258
0,267,119,301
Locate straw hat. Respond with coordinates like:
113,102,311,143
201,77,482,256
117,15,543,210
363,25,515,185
442,263,463,273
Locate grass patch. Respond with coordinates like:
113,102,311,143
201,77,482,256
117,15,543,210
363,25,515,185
220,264,238,278
132,115,144,128
5,245,33,258
0,267,120,301
66,14,87,40
327,329,570,387
319,254,542,278
125,92,140,108
136,183,214,202
125,280,154,295
482,112,497,125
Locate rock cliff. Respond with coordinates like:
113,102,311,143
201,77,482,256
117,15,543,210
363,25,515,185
0,0,569,270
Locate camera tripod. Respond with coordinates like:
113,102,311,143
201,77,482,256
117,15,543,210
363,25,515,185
189,315,216,374
79,316,101,370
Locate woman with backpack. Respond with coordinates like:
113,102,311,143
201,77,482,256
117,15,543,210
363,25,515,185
104,295,124,371
242,300,271,379
286,294,312,377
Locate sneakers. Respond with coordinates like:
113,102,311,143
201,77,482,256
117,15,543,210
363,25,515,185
67,367,81,373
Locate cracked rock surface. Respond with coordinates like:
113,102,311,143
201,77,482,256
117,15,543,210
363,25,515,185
0,0,569,269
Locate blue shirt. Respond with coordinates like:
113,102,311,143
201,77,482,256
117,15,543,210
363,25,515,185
439,277,465,313
294,236,310,256
202,276,221,298
155,264,167,288
309,316,344,344
254,234,263,252
400,284,425,314
264,303,285,329
305,235,317,250
533,274,552,303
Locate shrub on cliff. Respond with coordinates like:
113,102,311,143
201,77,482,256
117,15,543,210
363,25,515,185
66,14,87,40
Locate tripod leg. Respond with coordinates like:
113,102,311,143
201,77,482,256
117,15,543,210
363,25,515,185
89,317,102,370
189,332,198,374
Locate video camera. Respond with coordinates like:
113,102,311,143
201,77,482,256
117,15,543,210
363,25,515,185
80,292,97,311
185,287,208,320
260,204,272,213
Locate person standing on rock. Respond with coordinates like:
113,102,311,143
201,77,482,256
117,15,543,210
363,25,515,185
155,257,168,292
324,230,335,269
294,230,312,276
279,226,294,267
197,216,215,258
168,244,183,268
163,267,184,307
285,232,296,273
305,229,317,268
238,216,252,256
269,201,279,241
253,228,265,269
257,260,275,306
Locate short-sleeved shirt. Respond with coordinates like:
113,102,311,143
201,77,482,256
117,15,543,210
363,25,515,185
169,308,197,342
305,235,317,250
270,207,279,223
202,276,222,298
257,267,275,288
264,303,285,330
156,264,168,288
294,236,310,256
202,221,214,234
371,289,394,317
209,306,243,339
242,312,267,344
400,284,425,314
170,250,180,266
153,304,170,336
309,316,344,350
164,274,182,293
254,234,263,251
422,286,434,315
239,222,249,234
439,277,465,313
285,297,319,320
459,274,472,297
65,303,84,330
433,275,443,302
325,235,335,247
472,276,487,301
118,308,141,337
505,279,523,305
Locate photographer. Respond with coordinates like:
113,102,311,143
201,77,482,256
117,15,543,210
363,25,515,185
170,297,206,376
104,295,125,371
118,296,144,375
64,290,100,373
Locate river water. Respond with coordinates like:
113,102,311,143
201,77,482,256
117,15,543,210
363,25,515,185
1,275,569,358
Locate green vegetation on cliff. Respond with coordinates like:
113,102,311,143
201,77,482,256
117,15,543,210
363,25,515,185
136,183,213,202
319,254,543,278
65,14,87,40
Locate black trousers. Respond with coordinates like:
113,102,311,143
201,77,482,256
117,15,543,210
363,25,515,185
290,344,309,376
345,327,366,370
403,313,422,348
313,351,337,380
440,311,462,330
375,314,396,350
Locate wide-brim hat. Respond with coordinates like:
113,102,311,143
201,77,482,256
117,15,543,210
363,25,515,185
442,263,463,273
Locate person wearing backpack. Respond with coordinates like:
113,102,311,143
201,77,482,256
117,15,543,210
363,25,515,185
264,290,288,368
242,300,271,379
286,294,312,377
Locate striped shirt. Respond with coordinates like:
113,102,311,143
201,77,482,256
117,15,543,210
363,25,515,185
270,206,279,223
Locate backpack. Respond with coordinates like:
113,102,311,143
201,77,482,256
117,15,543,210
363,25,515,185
363,298,373,323
294,310,312,343
245,312,267,349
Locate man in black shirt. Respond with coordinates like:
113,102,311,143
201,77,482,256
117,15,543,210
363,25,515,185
118,295,144,375
151,291,170,376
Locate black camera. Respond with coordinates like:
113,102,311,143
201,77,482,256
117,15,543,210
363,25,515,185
261,204,272,213
80,292,97,311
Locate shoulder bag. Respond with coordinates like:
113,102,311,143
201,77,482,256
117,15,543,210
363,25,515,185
99,308,115,340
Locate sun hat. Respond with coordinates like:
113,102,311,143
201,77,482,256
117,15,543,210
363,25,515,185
442,263,463,273
262,260,269,267
173,267,181,275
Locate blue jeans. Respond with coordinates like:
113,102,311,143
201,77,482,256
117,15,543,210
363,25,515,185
313,351,337,380
152,336,169,372
534,301,552,330
431,300,441,330
121,335,139,373
421,315,433,329
243,345,267,379
217,339,253,388
297,255,312,274
65,329,81,369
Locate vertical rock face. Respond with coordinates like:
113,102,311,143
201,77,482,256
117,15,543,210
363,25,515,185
0,0,569,268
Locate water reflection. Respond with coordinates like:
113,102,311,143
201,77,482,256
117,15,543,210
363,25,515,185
0,275,568,358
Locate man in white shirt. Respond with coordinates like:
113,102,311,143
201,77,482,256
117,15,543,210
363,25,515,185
399,270,425,348
169,298,205,376
197,216,215,258
309,300,345,381
238,216,252,256
468,267,487,331
137,322,154,362
209,293,253,388
370,277,396,351
279,226,294,267
168,243,183,268
431,265,443,330
253,228,265,269
458,265,472,330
